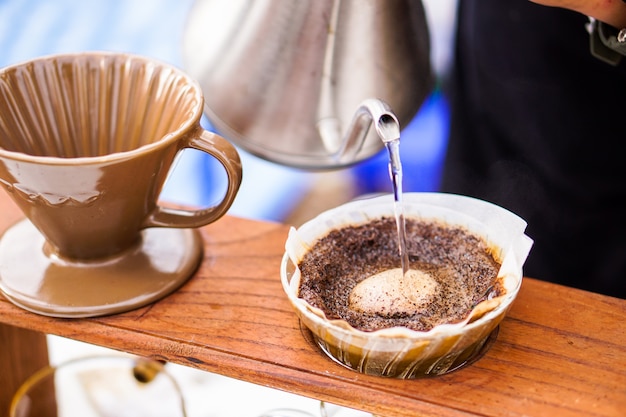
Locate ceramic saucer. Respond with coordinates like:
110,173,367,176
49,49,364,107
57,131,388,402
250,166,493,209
0,219,203,318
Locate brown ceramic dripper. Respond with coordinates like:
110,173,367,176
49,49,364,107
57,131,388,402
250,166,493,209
0,52,243,317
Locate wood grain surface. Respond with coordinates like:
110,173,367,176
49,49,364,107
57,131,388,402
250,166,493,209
0,191,624,417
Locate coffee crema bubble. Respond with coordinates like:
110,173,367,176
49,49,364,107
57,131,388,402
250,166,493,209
349,267,441,316
297,217,503,332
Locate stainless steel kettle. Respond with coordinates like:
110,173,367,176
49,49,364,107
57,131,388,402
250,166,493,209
182,0,433,169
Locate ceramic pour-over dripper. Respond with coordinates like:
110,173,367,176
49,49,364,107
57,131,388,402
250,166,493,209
0,52,243,318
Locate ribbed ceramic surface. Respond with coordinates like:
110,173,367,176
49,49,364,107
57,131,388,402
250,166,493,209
0,53,201,158
282,193,533,378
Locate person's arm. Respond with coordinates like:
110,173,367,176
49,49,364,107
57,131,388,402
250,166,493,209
531,0,626,65
530,0,626,28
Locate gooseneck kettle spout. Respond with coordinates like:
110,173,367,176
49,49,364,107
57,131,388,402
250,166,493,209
328,99,400,165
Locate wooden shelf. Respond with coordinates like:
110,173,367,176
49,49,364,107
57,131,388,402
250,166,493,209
1,191,625,417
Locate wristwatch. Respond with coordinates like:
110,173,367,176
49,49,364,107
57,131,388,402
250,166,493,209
588,17,626,65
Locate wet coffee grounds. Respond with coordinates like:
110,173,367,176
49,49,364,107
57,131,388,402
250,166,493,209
297,217,503,332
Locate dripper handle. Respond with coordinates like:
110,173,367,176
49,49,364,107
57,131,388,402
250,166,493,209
143,129,243,229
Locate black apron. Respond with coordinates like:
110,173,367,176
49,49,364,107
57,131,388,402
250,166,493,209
440,0,626,298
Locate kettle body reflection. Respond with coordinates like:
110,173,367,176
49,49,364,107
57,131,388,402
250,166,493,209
183,0,433,169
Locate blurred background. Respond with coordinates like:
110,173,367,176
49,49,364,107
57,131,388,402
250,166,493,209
0,0,456,415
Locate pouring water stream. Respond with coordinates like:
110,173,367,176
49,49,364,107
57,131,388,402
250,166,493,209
350,100,410,275
386,138,410,276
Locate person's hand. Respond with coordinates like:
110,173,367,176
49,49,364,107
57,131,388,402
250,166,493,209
530,0,626,28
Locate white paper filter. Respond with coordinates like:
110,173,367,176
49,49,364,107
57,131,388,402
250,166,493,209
283,192,533,337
